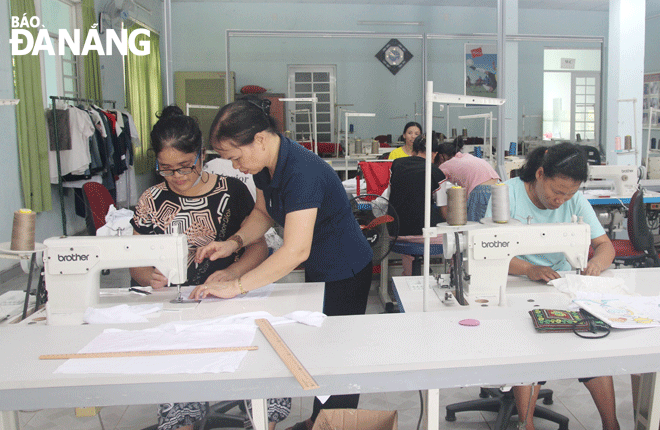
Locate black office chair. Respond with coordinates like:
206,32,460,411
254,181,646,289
611,189,660,268
445,386,569,430
579,144,601,166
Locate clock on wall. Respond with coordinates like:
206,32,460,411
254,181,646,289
375,39,413,75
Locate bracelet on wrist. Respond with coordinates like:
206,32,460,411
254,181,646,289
237,278,247,295
227,234,244,251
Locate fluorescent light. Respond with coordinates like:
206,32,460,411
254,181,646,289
357,20,423,26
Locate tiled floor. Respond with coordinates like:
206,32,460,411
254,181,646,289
3,267,637,430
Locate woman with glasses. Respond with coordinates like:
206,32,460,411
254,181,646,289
129,106,290,430
485,142,618,430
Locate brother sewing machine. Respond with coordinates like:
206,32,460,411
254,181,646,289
438,217,590,307
583,165,639,198
43,233,188,325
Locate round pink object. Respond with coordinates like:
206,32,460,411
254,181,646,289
459,319,480,327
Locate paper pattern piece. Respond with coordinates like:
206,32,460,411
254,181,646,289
573,293,660,329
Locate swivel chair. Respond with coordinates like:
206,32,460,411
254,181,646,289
445,386,568,430
611,189,660,267
579,144,601,166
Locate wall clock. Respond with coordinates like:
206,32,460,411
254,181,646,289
375,39,413,75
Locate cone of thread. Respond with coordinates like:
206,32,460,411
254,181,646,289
10,209,36,251
447,186,467,226
491,183,510,223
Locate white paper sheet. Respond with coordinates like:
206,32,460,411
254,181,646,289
54,311,326,375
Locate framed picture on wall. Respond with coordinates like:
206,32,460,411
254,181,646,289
643,72,660,128
464,43,498,100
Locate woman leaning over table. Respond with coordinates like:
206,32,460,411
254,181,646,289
190,98,374,430
129,105,290,430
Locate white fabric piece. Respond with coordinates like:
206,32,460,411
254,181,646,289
548,273,633,298
83,303,163,324
55,311,325,375
283,310,326,327
342,177,366,194
96,205,134,236
204,158,256,200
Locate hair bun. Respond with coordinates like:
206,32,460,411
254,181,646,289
158,105,184,120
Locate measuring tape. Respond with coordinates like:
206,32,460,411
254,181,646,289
255,318,319,390
40,346,257,360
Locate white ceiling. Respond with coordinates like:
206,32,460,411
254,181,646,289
187,0,660,19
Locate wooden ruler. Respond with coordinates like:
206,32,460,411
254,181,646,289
255,318,319,390
40,346,257,360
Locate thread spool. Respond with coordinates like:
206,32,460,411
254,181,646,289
447,186,467,226
509,141,517,156
652,137,657,150
624,135,632,150
615,136,621,151
10,209,36,251
451,128,457,138
372,139,380,154
490,183,510,223
474,146,483,158
462,128,468,138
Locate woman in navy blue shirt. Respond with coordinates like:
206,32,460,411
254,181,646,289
190,99,373,430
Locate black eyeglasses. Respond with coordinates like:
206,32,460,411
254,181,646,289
572,314,611,339
156,153,200,177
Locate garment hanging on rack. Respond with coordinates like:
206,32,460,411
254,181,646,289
48,105,95,183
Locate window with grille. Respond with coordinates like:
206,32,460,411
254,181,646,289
287,65,336,143
39,0,81,104
542,48,600,143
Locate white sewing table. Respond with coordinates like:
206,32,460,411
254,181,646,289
0,282,324,430
392,267,660,430
3,272,660,430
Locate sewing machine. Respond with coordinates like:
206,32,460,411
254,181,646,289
43,233,188,325
583,165,639,198
440,218,590,306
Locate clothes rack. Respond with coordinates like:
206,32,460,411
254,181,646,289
50,96,117,236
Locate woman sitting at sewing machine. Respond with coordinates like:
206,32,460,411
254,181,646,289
486,142,618,430
129,106,289,430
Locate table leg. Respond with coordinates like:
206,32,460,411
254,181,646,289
251,398,268,430
0,411,19,430
634,372,660,430
422,389,439,430
379,256,390,306
22,254,36,320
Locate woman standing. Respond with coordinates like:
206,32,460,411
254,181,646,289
130,106,289,430
436,136,500,221
388,121,422,159
191,99,374,430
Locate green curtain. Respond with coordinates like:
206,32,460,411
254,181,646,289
125,23,162,174
10,0,52,212
81,0,102,100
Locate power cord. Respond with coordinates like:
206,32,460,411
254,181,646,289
416,390,424,430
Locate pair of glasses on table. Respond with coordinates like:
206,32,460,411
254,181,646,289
572,313,611,339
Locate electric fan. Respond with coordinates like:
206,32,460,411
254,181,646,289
349,194,399,264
